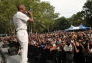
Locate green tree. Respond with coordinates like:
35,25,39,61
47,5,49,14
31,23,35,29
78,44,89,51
0,0,17,34
68,11,85,26
83,0,92,27
28,1,58,33
54,17,70,30
0,0,58,34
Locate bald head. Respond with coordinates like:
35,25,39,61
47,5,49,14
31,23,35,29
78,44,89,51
17,4,26,13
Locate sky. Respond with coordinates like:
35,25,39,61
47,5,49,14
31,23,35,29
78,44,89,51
41,0,87,18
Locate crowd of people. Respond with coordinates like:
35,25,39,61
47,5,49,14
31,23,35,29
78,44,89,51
0,30,92,63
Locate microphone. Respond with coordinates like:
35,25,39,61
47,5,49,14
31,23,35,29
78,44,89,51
25,8,32,14
29,8,32,11
28,8,34,21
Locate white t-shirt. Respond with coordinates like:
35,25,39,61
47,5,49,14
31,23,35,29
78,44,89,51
64,44,73,52
13,11,29,31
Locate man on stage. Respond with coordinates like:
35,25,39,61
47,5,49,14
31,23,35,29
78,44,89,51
13,4,34,63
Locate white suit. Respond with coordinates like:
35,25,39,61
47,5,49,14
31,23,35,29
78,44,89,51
13,11,29,63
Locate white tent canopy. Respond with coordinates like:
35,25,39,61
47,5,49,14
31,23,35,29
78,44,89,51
79,24,91,30
65,24,91,31
65,25,79,31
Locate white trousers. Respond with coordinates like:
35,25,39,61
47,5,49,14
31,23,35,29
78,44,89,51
17,30,28,63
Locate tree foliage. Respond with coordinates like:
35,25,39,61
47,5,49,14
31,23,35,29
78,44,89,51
83,0,92,27
1,0,91,34
0,0,58,34
67,0,92,27
68,11,85,26
54,17,70,30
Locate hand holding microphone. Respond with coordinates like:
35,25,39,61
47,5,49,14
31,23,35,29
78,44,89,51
27,8,34,22
27,8,33,16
